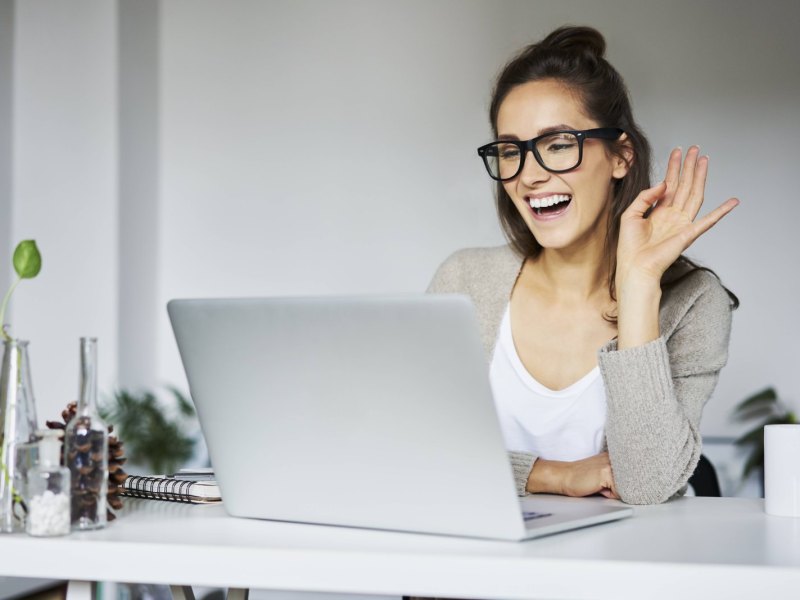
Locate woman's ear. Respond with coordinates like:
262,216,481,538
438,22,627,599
612,134,633,179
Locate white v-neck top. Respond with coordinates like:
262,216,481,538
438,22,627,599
489,303,607,461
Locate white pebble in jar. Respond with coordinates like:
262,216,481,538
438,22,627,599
25,430,72,537
27,490,71,536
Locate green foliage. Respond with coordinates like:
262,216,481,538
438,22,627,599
1,240,43,341
101,387,198,475
12,240,42,279
733,387,797,479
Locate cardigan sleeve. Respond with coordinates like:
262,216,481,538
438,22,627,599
426,255,462,294
509,451,537,495
597,273,733,505
426,249,465,294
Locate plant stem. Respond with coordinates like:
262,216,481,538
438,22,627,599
0,343,24,512
0,277,21,342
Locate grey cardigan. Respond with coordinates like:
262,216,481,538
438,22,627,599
427,245,733,505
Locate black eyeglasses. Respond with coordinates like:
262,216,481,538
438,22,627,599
477,128,624,181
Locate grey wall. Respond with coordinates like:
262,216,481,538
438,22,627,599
156,0,800,437
9,0,118,420
0,1,12,295
118,0,159,389
4,0,800,443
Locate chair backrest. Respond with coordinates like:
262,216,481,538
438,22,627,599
688,454,722,497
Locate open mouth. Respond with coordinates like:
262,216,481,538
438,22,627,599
528,194,572,216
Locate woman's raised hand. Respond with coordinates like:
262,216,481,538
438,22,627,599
616,146,739,289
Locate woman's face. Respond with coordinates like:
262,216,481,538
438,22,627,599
496,79,629,256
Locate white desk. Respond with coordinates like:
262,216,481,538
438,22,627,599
1,496,799,600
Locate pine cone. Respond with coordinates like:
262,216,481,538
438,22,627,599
46,401,128,521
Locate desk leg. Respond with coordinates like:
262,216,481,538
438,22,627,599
66,581,96,600
171,586,196,600
226,589,248,600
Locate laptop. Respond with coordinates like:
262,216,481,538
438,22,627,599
167,294,632,541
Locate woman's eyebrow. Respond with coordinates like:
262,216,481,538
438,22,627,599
496,124,576,141
538,123,575,135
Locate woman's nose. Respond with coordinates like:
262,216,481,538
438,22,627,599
519,149,550,185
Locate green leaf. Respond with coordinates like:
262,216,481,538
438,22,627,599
733,404,780,424
12,240,42,279
742,444,764,479
734,415,790,446
732,387,777,416
102,386,198,474
734,423,766,447
168,385,196,418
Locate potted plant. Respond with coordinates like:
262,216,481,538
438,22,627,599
100,386,198,475
733,387,797,492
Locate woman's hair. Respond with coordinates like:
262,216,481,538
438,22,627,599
488,25,737,310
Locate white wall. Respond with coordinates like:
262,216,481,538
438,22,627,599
4,0,800,441
0,0,12,291
118,0,160,390
156,0,508,392
156,0,800,437
10,0,118,422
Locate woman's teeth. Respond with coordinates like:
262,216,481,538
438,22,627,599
529,194,571,209
529,194,572,213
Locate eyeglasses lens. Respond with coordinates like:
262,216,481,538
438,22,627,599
485,132,581,180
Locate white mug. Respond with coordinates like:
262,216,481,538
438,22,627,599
764,424,800,517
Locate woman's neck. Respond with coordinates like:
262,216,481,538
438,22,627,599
531,245,610,303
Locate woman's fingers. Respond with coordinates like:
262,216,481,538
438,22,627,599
598,456,619,499
555,452,620,498
682,154,709,219
619,146,739,282
624,180,667,219
685,197,740,244
672,146,701,211
659,146,714,222
662,147,683,207
599,487,620,500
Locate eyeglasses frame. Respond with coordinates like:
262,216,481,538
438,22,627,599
476,127,625,181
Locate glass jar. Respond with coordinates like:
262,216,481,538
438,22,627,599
64,337,108,530
26,430,70,536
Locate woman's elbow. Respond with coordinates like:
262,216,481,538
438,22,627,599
615,473,689,505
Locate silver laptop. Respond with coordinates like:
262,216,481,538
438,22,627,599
167,294,632,541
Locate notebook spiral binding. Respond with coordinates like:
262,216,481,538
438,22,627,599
123,475,212,503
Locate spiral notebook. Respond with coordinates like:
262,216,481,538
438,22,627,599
122,475,222,504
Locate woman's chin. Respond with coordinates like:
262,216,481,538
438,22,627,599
528,229,574,251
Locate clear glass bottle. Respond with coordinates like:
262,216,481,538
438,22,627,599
26,430,70,536
64,337,108,530
0,339,40,533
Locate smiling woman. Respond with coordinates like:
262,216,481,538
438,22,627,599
429,25,739,505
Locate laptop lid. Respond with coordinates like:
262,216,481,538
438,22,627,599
168,294,631,540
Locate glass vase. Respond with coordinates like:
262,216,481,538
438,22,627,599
0,339,40,533
64,337,108,530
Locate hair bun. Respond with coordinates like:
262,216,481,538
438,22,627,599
540,25,606,60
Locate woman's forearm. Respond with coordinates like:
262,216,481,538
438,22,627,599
615,275,662,350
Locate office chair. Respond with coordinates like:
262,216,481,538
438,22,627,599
688,454,722,497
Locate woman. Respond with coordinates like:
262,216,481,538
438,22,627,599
428,26,738,505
